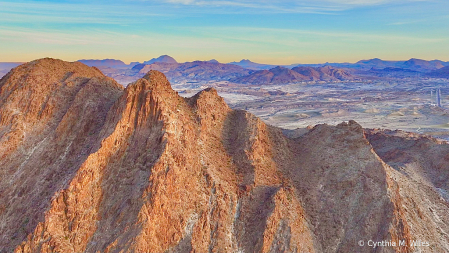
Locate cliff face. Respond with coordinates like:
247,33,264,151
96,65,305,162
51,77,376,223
366,130,449,252
1,59,448,253
0,59,123,252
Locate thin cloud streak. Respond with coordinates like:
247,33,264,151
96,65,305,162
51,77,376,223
160,0,346,13
0,0,447,62
0,1,164,25
0,13,127,25
0,26,245,49
161,0,434,11
191,26,446,44
0,27,118,45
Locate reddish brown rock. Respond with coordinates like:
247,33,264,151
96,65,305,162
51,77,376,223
0,58,123,252
1,59,448,253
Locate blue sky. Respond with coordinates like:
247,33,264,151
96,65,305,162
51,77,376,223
0,0,448,64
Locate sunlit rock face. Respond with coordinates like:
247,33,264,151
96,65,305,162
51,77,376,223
1,58,448,253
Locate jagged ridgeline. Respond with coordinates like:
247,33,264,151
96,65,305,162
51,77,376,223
1,58,449,253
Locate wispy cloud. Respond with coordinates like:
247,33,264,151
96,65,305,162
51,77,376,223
0,1,163,25
159,0,345,13
160,0,432,11
324,0,394,5
186,26,446,45
388,14,449,26
0,27,118,45
0,0,447,63
389,20,423,25
0,25,245,49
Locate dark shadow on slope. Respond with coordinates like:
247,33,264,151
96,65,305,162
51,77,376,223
164,234,193,253
365,129,449,195
85,92,167,252
268,122,395,253
222,109,256,187
222,110,282,252
268,219,292,253
235,186,279,253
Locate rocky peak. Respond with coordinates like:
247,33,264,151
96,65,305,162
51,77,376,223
188,87,226,108
0,58,122,147
142,70,170,85
187,88,230,129
0,58,105,92
3,58,449,253
0,59,123,252
337,119,364,132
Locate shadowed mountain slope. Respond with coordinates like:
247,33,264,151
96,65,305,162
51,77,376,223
1,59,448,252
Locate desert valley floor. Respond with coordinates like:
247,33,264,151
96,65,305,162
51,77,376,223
176,78,449,141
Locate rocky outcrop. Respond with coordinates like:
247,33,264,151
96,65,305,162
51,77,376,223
0,58,123,252
366,129,449,252
1,59,449,252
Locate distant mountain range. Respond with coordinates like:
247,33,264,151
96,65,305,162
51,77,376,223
231,66,356,85
77,55,178,69
427,66,449,78
143,55,177,65
127,61,357,85
1,56,449,85
352,58,447,72
230,58,449,72
0,62,23,78
77,59,128,68
228,59,294,70
131,60,252,83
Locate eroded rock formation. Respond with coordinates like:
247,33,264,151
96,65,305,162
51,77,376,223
0,58,448,252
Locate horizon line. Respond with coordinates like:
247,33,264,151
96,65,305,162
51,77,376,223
2,56,449,66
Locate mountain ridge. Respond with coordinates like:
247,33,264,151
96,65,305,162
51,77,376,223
77,59,127,68
132,60,253,83
1,58,449,252
231,65,356,84
3,57,449,86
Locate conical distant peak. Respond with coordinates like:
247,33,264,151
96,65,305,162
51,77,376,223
144,55,177,65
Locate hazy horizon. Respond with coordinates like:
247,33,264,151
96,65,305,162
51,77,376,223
4,55,449,66
1,0,448,64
